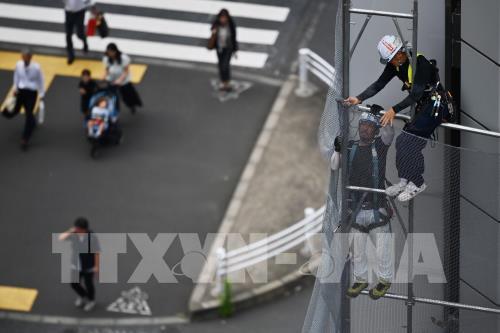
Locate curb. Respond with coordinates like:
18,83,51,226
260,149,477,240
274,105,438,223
191,257,321,320
188,75,321,317
188,75,298,313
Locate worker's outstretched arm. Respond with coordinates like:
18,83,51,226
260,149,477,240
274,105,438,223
356,65,396,102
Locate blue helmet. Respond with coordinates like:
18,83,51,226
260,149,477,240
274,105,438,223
359,112,380,128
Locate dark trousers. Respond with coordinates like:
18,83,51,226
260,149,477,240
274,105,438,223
217,48,232,82
65,9,87,58
3,89,37,141
70,271,95,301
119,83,143,108
395,131,428,187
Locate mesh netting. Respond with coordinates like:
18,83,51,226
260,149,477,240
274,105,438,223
302,1,499,333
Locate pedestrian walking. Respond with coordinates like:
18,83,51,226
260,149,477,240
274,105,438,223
344,35,453,201
103,43,142,114
63,0,91,65
209,9,238,91
58,217,100,312
2,49,45,151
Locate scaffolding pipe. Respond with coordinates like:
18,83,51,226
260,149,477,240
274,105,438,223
341,1,352,332
350,8,414,19
350,15,372,59
356,105,500,138
346,185,386,194
359,290,500,315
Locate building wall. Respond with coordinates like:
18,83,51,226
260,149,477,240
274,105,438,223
460,0,500,330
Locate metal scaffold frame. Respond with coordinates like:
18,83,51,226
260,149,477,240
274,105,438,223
339,1,500,332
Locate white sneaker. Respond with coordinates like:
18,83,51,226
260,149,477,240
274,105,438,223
74,297,85,307
385,179,408,197
83,301,96,312
397,182,427,202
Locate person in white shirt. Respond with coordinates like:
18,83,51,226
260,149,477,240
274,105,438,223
3,49,45,150
63,0,91,64
103,43,142,114
210,9,238,91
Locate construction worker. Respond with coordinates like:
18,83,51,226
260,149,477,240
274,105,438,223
331,107,394,300
345,35,444,201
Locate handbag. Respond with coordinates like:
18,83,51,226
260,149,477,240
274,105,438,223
37,100,45,125
86,17,97,36
96,12,109,38
207,32,217,50
1,95,17,118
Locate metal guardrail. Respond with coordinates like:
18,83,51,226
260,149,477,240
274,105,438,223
213,206,325,295
295,48,335,97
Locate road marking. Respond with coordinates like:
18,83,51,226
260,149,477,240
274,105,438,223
0,286,38,312
107,287,152,316
0,27,268,68
210,79,252,102
0,3,279,45
0,51,147,84
0,51,147,113
96,0,290,22
0,311,189,325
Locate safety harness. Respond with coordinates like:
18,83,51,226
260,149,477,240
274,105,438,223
348,142,390,233
397,53,456,139
396,52,423,90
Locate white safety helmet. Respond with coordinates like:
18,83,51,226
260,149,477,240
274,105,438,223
377,35,403,64
359,112,380,128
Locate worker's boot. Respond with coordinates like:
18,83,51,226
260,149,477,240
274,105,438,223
385,178,407,197
346,281,369,298
369,279,391,300
398,182,427,202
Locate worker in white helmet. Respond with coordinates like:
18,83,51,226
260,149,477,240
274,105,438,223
331,106,395,299
344,35,446,201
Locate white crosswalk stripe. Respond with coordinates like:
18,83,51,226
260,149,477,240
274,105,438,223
0,3,280,45
0,0,291,68
95,0,290,22
0,27,268,68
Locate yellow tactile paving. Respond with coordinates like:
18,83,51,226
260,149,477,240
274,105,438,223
0,285,38,312
0,51,147,113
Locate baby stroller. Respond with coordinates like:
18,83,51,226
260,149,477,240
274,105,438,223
86,86,122,158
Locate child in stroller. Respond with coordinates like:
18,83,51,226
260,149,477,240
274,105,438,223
87,86,122,157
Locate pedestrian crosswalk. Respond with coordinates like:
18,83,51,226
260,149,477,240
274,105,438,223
0,0,291,69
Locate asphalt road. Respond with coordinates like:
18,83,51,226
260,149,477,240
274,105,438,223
0,285,313,333
0,0,338,331
0,63,278,318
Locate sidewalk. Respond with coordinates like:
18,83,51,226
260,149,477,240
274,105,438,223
189,76,329,313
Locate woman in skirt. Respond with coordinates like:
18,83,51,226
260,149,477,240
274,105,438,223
103,43,142,114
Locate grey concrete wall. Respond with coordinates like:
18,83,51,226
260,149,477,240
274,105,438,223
460,0,500,331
